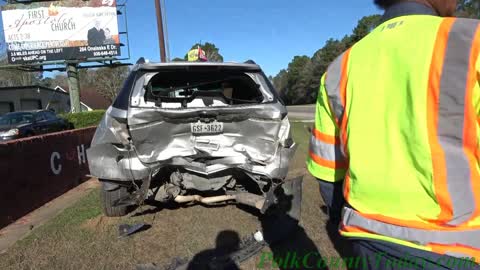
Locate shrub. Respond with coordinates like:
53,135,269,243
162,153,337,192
59,110,106,129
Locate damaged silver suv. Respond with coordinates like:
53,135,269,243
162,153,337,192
87,60,298,217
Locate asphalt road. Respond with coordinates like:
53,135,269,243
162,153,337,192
287,105,316,121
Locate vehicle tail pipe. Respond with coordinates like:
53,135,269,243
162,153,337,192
173,193,266,210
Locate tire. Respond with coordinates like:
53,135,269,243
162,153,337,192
100,185,132,217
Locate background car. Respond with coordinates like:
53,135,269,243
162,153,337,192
0,110,71,142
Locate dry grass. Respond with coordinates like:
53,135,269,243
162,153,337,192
0,122,350,270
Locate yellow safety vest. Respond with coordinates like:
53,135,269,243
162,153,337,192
307,15,480,262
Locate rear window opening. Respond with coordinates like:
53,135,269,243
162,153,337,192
144,70,265,108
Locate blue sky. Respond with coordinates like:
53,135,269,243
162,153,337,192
0,0,382,77
124,0,382,76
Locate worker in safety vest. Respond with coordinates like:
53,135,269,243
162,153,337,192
307,0,480,269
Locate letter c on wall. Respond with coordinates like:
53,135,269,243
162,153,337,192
50,152,62,175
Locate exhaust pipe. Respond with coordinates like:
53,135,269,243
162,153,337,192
173,193,266,210
174,195,236,204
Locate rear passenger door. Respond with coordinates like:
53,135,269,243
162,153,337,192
44,111,62,132
33,112,49,134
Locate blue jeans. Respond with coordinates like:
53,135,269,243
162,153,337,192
317,179,345,224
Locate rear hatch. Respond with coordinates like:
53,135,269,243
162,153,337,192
126,64,288,164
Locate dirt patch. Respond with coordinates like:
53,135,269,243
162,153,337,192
0,123,351,270
80,216,119,232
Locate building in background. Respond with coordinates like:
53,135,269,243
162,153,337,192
0,85,93,115
54,86,111,111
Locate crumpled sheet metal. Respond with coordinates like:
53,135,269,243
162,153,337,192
127,106,286,165
127,101,287,126
87,102,295,182
87,142,296,182
87,143,151,181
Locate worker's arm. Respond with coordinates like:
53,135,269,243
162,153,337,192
307,74,348,223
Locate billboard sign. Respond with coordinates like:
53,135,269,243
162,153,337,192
1,0,121,64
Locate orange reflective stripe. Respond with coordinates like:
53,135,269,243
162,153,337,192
312,128,339,144
339,48,350,115
462,24,480,224
340,49,351,201
341,225,372,234
339,49,351,155
309,151,348,169
426,18,455,223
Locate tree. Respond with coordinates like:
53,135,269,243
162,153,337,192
171,57,185,62
272,69,288,101
0,69,42,87
184,42,224,62
271,14,382,105
90,66,130,103
348,15,382,45
285,56,311,104
51,74,68,89
38,73,69,89
457,0,480,18
0,57,44,87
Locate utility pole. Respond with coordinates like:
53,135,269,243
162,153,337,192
155,0,167,62
66,62,81,113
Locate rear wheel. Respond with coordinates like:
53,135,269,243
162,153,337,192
100,185,132,217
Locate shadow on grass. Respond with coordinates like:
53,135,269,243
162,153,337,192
184,178,328,270
257,183,327,270
131,199,238,217
185,230,241,270
319,186,354,263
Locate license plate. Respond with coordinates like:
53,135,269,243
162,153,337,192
191,122,224,134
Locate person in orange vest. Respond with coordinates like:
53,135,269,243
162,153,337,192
307,0,480,269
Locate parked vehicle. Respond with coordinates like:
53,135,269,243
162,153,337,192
87,60,298,217
0,110,71,142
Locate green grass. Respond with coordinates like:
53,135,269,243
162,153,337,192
59,110,106,129
0,189,105,270
10,123,310,245
22,123,309,240
0,123,318,270
15,189,102,248
290,122,311,153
